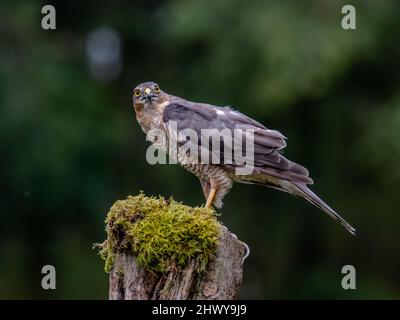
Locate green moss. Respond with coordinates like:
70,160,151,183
98,193,220,273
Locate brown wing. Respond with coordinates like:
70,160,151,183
222,107,312,184
162,100,312,184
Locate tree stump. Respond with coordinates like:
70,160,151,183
99,194,248,300
109,225,247,300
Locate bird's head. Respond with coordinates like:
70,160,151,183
132,81,169,133
133,82,168,110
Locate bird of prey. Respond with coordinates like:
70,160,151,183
132,81,356,235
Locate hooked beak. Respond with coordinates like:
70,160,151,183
141,87,154,102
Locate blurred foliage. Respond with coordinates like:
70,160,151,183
0,0,399,298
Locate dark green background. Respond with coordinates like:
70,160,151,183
1,0,399,299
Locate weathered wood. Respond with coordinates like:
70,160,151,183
109,225,247,300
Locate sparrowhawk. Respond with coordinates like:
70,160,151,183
132,81,356,235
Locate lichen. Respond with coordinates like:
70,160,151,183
98,193,220,274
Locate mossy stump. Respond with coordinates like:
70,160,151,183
99,194,247,300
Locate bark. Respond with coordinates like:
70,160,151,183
109,225,247,300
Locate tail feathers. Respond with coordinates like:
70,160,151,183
290,182,356,235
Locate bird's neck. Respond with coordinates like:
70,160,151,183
135,100,169,133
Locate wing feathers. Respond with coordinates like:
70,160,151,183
163,101,312,185
162,99,354,234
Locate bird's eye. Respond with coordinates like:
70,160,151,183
134,89,141,97
154,85,160,93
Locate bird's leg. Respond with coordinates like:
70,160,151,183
205,179,218,209
205,188,217,208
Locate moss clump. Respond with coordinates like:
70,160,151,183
99,193,220,273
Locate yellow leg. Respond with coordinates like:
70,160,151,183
205,188,217,208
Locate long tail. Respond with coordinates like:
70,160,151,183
290,181,356,235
